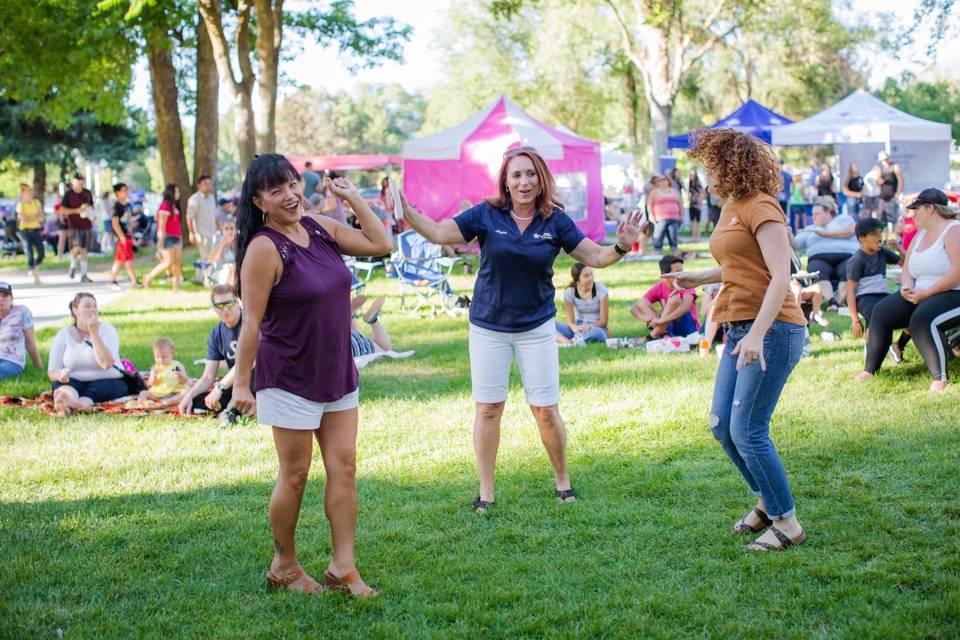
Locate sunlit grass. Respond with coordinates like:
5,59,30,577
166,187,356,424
1,252,958,638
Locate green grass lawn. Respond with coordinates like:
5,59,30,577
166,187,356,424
2,254,958,639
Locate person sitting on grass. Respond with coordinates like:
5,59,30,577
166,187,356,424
136,338,189,407
349,295,393,357
48,293,128,416
177,285,251,425
555,262,609,345
631,255,700,338
846,217,903,339
0,283,43,379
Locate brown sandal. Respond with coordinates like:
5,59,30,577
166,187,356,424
324,569,378,598
266,567,324,595
749,525,806,551
732,507,772,534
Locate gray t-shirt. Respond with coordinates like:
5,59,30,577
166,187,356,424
847,247,899,296
562,282,608,324
187,192,218,238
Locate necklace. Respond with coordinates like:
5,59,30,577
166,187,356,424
511,210,534,221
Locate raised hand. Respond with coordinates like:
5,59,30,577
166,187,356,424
662,271,701,290
616,208,645,248
324,176,359,200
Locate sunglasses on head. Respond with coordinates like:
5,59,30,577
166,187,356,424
212,299,237,309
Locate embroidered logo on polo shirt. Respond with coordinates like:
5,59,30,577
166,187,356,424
730,217,738,225
494,229,508,235
533,232,553,240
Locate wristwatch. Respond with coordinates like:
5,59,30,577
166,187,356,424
214,382,224,392
614,242,629,256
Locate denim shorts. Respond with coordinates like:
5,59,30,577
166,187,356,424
163,236,183,249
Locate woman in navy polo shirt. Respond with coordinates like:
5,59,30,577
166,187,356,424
400,145,642,512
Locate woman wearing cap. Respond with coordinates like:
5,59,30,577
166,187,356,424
47,293,127,415
667,129,808,551
857,188,960,391
0,283,43,379
398,145,643,513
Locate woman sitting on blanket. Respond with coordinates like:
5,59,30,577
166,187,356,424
350,295,392,357
47,292,128,415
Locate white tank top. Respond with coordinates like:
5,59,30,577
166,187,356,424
908,220,960,291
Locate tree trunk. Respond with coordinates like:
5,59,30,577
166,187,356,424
253,0,283,153
649,100,672,167
32,162,46,202
198,0,257,173
146,33,191,214
233,91,257,172
623,63,641,154
193,7,219,189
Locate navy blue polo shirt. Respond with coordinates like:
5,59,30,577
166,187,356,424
454,202,586,332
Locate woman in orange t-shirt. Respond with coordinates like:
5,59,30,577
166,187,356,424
667,129,808,552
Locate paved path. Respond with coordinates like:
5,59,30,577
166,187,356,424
0,264,131,329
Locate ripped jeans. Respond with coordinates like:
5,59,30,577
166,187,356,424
709,320,805,519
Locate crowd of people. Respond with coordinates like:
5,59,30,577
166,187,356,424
1,132,957,600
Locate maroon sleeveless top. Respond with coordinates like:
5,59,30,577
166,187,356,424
253,215,358,402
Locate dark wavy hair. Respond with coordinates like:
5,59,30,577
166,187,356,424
688,129,782,202
161,183,178,208
567,262,587,289
234,154,300,298
486,145,563,219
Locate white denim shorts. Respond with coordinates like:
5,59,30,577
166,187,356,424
256,387,359,430
468,319,560,406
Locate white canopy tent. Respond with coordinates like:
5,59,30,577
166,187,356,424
772,90,953,190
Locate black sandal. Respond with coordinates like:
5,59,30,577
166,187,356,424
472,496,494,513
732,507,772,534
749,525,806,551
556,488,577,503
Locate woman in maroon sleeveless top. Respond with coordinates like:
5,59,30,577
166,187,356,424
230,155,391,597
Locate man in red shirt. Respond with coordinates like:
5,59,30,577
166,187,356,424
631,255,700,338
58,174,95,283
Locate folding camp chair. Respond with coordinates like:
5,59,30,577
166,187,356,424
344,257,382,296
391,230,461,314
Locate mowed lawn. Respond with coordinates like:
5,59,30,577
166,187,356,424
2,254,958,639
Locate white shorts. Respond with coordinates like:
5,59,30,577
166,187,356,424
256,387,359,430
468,319,560,406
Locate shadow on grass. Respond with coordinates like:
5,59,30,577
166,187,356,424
2,424,959,638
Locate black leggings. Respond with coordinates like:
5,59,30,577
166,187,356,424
865,291,960,380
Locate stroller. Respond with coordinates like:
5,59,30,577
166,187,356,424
1,211,20,258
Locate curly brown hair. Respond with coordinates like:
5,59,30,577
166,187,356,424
688,128,783,201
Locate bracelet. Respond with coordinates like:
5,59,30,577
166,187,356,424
614,242,629,256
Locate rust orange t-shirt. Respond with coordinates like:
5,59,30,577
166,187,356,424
708,192,805,325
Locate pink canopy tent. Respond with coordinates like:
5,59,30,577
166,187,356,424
402,96,604,241
288,154,401,173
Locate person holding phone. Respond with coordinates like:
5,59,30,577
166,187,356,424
667,129,808,552
47,293,127,416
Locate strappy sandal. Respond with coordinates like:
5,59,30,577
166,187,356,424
556,488,577,503
324,569,378,598
266,567,324,595
749,525,806,552
472,496,494,514
732,507,772,534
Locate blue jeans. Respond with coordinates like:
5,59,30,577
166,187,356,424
555,322,608,343
709,320,805,519
18,229,45,268
0,359,24,379
846,198,861,220
652,219,680,251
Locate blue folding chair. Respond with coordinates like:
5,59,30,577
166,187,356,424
344,257,382,297
391,230,461,314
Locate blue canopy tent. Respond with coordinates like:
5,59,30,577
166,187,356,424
667,99,793,149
